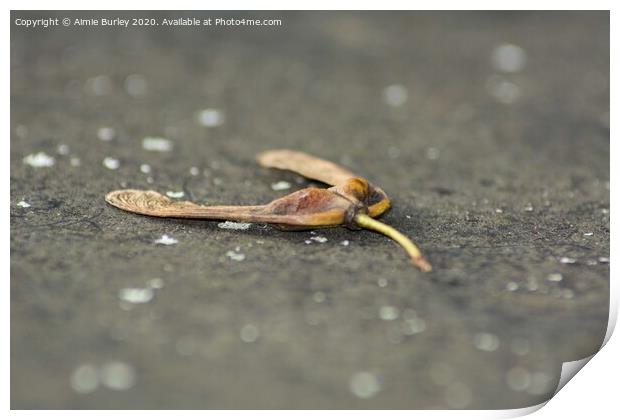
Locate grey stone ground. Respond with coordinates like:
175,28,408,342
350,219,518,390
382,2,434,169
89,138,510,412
11,11,609,409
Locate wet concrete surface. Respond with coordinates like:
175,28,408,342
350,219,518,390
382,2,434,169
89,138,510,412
11,11,609,409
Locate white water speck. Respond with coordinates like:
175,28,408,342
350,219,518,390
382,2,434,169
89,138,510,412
218,221,251,230
304,240,312,244
100,361,136,390
15,125,28,138
507,367,531,391
547,273,563,282
142,137,173,152
119,288,154,304
598,257,609,263
377,278,388,288
402,317,427,335
154,234,178,245
147,278,164,289
341,240,350,246
189,166,200,176
495,208,504,214
486,75,520,104
349,372,381,399
17,200,31,208
473,332,500,352
70,364,99,394
383,84,408,107
379,305,399,321
506,281,519,292
196,108,224,127
70,157,81,166
491,44,527,73
166,191,185,198
524,204,534,212
226,250,245,261
97,127,116,141
102,157,120,170
125,74,148,97
271,181,292,191
240,324,259,343
23,152,55,168
140,164,151,174
57,144,70,155
583,232,593,236
310,236,328,243
426,147,440,160
88,75,113,96
313,291,326,303
559,257,576,264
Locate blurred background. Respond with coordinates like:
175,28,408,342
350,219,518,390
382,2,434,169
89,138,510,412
11,11,609,409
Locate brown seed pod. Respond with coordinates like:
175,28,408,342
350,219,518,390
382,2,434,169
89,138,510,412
105,149,431,271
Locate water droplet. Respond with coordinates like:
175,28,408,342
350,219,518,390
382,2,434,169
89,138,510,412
23,152,55,167
402,317,427,335
88,75,112,96
70,157,81,166
341,240,350,246
154,234,178,245
379,305,399,321
57,144,70,155
383,84,408,107
140,164,151,174
313,291,326,303
507,367,531,391
17,200,31,208
218,221,251,230
598,257,609,263
70,364,99,394
523,204,534,212
310,236,328,243
491,44,527,73
547,273,563,282
166,191,185,198
426,147,440,160
125,74,148,97
486,75,520,104
583,232,593,236
349,371,381,399
102,157,120,170
196,108,224,127
15,125,28,138
119,287,154,304
100,361,136,390
226,250,245,261
506,281,519,292
142,137,172,152
473,332,500,351
271,181,291,191
147,278,164,289
559,257,576,264
189,166,200,176
240,324,259,343
526,372,555,395
97,127,116,141
377,278,388,288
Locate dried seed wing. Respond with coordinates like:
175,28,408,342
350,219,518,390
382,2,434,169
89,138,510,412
105,188,350,229
257,149,357,186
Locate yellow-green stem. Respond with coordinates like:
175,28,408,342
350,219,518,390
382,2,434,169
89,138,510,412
354,213,432,272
